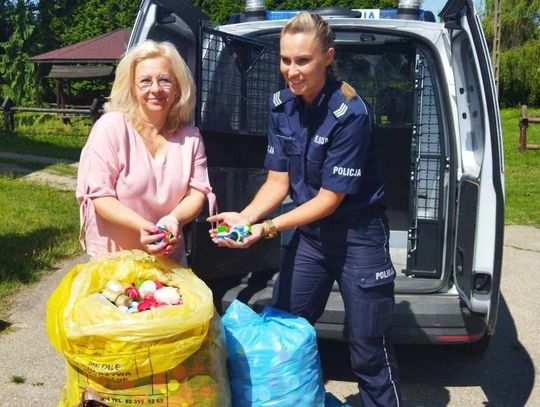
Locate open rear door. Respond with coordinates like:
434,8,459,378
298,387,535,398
128,0,209,74
440,0,504,334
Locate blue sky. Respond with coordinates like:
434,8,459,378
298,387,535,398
423,0,486,17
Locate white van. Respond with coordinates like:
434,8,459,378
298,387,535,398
129,0,504,352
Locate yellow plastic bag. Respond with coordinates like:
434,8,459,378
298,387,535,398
46,250,214,381
57,313,232,407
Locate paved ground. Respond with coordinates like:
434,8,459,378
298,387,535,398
0,254,89,407
0,152,77,190
1,152,539,406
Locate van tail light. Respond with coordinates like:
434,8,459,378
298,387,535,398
436,332,485,343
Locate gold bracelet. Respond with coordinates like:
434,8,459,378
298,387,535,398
263,219,278,239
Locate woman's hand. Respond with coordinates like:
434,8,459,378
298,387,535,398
207,211,250,239
211,223,266,249
140,221,168,255
161,232,182,257
207,212,250,229
155,215,182,257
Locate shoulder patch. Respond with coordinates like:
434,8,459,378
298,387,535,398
333,102,348,118
330,99,354,123
271,88,295,110
272,91,283,107
329,92,370,122
327,86,355,123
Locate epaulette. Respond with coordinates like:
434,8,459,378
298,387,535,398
328,90,369,123
271,88,295,110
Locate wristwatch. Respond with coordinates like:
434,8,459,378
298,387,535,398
263,219,278,239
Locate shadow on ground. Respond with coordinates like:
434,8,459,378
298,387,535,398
319,295,533,407
0,132,83,161
0,227,69,283
0,319,12,332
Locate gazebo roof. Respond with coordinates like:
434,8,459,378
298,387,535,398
30,28,131,64
47,65,115,79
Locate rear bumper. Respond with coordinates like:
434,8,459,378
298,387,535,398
221,285,487,345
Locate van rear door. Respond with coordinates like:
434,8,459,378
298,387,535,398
440,0,505,334
128,0,209,73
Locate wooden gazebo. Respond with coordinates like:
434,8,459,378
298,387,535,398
30,28,131,108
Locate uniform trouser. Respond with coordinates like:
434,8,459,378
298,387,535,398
272,218,401,407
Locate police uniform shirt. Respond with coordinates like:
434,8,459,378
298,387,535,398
264,80,384,221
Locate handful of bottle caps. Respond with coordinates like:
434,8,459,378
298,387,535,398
101,279,183,313
216,224,252,242
152,224,175,246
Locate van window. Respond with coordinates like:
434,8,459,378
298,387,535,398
198,27,281,137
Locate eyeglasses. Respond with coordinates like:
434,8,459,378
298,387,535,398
136,75,175,91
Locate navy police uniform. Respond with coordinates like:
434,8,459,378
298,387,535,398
264,80,401,407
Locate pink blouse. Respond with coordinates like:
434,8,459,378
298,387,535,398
76,111,214,264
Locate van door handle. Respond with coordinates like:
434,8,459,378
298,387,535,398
457,247,464,275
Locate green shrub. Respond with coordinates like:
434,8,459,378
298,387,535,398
11,112,93,136
499,39,540,106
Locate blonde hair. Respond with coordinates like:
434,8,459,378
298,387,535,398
104,40,196,132
282,11,357,100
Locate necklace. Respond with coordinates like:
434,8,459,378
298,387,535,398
139,132,164,156
136,124,170,157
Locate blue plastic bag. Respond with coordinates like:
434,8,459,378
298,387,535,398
325,392,352,406
222,300,326,406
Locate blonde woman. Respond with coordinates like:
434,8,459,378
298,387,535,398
77,40,214,264
209,12,401,406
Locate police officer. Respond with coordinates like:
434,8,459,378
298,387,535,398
208,11,401,406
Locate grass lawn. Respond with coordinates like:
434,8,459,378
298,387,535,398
0,114,89,161
0,175,80,301
0,132,87,161
501,107,540,226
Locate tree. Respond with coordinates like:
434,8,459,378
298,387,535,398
193,0,398,23
499,39,540,106
192,0,245,23
44,0,138,47
482,0,540,105
483,0,540,50
0,0,39,105
0,0,12,43
266,0,397,10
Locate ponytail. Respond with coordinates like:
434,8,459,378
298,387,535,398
327,63,357,101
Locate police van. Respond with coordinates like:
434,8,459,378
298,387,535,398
128,0,504,352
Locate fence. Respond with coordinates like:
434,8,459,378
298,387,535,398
519,105,540,150
1,98,102,131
